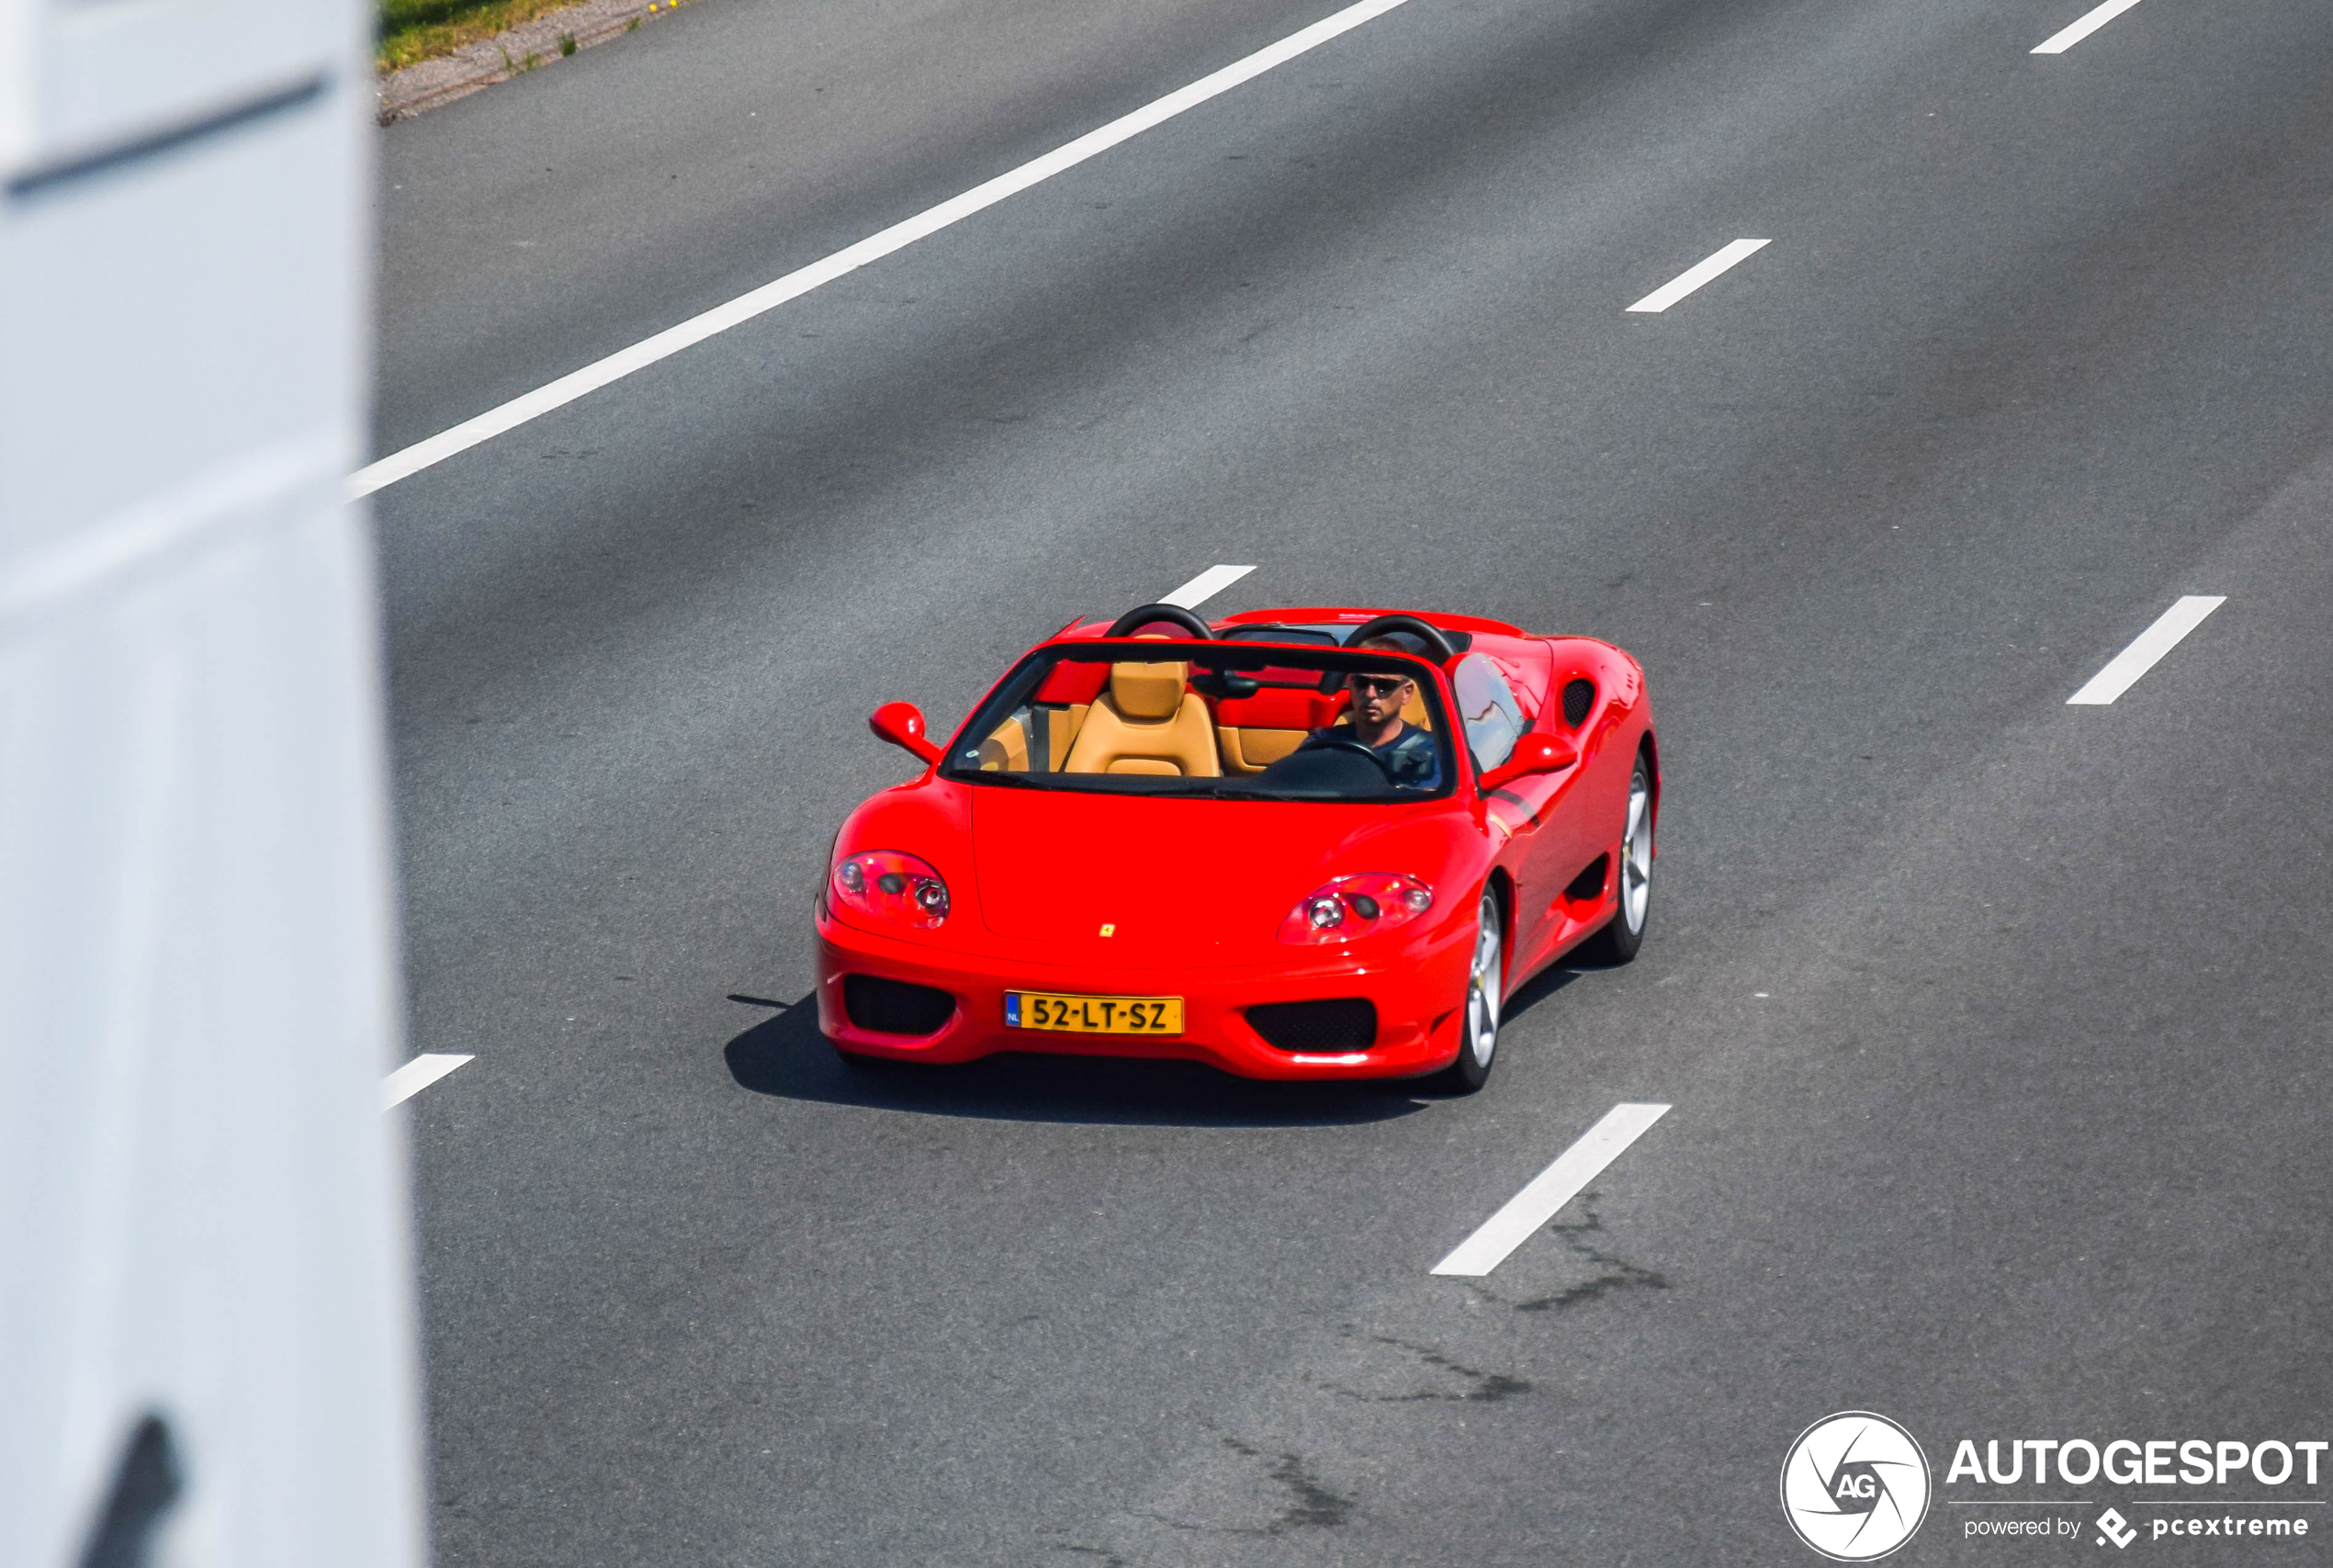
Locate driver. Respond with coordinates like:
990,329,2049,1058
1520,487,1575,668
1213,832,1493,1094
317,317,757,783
1300,637,1441,788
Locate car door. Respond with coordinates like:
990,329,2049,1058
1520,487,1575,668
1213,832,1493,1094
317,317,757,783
1454,654,1597,968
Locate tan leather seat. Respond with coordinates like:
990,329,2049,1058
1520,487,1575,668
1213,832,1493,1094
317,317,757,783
975,714,1031,772
1063,660,1222,776
1217,726,1308,775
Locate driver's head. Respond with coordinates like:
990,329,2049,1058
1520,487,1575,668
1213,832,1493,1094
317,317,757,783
1346,637,1418,729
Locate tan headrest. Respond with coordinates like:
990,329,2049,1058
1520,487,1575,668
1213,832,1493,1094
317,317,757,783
1110,660,1188,720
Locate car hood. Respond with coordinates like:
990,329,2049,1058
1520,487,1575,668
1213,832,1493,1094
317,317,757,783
970,785,1471,964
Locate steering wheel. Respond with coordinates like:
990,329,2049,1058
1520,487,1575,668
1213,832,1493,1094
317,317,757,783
1343,614,1456,663
1302,735,1393,774
1256,735,1396,794
1105,604,1216,639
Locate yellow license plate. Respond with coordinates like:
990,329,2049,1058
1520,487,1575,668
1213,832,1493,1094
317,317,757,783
1005,991,1184,1035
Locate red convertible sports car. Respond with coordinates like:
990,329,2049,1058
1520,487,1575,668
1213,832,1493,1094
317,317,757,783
814,604,1657,1091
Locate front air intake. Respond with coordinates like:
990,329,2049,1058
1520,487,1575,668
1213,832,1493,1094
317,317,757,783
1247,998,1377,1053
842,975,956,1035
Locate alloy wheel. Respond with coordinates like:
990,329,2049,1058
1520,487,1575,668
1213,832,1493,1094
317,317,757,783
1619,770,1652,936
1465,890,1503,1069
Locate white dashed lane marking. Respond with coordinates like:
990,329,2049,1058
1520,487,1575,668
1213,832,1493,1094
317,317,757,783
1626,239,1771,314
351,0,1430,499
2067,595,2225,705
382,1053,473,1110
1431,1102,1671,1277
1161,564,1256,609
2033,0,2145,55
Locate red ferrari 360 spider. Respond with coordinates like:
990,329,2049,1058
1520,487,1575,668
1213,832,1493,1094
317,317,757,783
814,604,1657,1090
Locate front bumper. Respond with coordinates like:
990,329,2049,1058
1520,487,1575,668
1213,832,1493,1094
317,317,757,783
813,905,1473,1080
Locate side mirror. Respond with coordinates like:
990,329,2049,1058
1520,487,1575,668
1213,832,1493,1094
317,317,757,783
870,701,942,765
1478,732,1577,792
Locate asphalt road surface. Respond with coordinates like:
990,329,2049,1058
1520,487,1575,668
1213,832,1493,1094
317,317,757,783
373,0,2333,1562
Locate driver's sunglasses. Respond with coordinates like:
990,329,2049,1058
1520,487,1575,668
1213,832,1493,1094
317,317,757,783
1347,674,1412,697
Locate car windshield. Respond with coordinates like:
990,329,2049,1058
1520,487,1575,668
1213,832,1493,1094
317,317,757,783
941,641,1457,802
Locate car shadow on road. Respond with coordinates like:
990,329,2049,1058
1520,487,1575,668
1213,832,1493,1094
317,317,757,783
722,997,1435,1128
1499,962,1590,1026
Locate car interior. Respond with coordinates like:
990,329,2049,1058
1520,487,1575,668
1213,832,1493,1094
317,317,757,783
939,604,1572,798
952,616,1472,794
971,654,1437,780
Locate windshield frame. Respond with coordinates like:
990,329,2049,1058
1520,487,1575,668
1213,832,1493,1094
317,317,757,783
940,637,1461,803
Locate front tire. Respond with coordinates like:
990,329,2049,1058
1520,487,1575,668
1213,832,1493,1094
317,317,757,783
1441,888,1505,1092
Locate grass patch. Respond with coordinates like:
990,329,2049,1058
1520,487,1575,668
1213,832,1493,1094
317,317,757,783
378,0,588,71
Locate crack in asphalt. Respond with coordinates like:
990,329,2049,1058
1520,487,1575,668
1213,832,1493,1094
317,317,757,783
1118,1438,1355,1542
1313,1330,1535,1403
1513,1192,1669,1312
1221,1438,1355,1532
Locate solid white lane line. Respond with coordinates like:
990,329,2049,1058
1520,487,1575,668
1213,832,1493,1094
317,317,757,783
1430,1102,1670,1277
1625,238,1771,314
1161,563,1256,609
351,0,1426,501
2032,0,2145,54
381,1053,474,1110
2066,595,2225,705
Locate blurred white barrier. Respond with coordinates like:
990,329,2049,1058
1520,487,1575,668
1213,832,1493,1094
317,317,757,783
0,0,423,1562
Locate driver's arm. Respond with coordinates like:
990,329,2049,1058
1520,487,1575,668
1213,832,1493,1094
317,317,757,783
1388,727,1440,786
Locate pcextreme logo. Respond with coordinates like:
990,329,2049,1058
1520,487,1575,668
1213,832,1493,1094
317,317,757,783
1782,1412,1934,1562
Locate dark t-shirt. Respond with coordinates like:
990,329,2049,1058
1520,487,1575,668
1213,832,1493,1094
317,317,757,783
1302,721,1441,789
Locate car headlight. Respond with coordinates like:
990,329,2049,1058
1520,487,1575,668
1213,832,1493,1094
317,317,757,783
832,849,950,928
1279,874,1434,944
